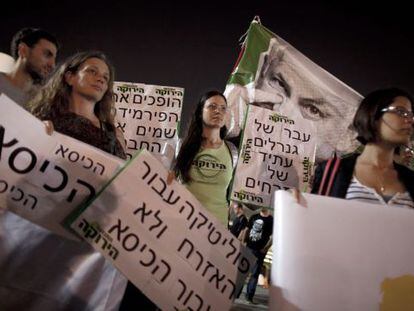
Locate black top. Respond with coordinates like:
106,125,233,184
230,214,248,238
246,213,274,251
311,153,414,201
47,112,126,160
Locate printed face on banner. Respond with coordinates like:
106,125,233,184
231,105,316,207
113,82,183,168
253,38,361,161
69,149,255,310
0,95,123,239
225,24,363,162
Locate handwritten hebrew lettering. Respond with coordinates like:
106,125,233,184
276,170,288,182
169,112,179,122
10,186,24,201
66,179,96,203
254,137,263,148
133,94,143,104
156,96,166,106
151,259,171,283
177,279,187,301
120,93,129,103
147,95,155,105
175,279,212,311
158,111,168,121
122,233,140,251
150,142,161,153
254,118,262,132
171,98,182,108
140,141,150,150
92,163,105,175
136,125,146,136
8,147,37,174
117,107,128,118
116,122,126,133
133,202,153,223
0,125,18,161
41,162,68,192
207,224,222,245
284,127,292,138
139,246,156,266
144,110,152,121
132,109,143,119
179,200,195,221
153,128,162,138
262,123,274,134
292,130,300,140
164,128,176,139
178,238,195,259
188,211,208,230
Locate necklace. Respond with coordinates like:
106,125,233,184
356,161,392,194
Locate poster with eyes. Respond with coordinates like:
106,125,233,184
113,82,183,168
230,104,317,208
224,18,363,162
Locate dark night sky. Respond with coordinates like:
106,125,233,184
1,1,412,135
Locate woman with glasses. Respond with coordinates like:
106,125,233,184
171,90,238,225
311,87,414,208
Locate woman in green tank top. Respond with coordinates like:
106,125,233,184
172,90,237,226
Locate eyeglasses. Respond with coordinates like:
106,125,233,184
381,106,414,120
205,104,227,113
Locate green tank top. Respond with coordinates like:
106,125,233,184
186,143,233,225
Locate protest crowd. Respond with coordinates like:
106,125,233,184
1,22,413,311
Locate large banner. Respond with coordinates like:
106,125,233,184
113,81,183,168
270,191,414,310
230,104,316,207
68,149,255,310
224,18,363,162
0,95,123,239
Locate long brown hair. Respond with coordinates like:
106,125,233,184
29,51,116,126
174,90,227,183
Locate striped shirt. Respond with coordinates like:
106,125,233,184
345,176,414,209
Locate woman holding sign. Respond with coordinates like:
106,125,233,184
312,88,414,208
4,51,152,310
172,90,238,226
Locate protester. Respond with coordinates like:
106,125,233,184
0,27,58,108
172,90,238,226
240,206,273,304
229,200,248,240
311,87,414,207
0,51,127,310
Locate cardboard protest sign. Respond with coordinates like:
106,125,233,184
271,191,414,310
0,95,123,239
114,82,183,168
69,149,255,310
230,105,316,207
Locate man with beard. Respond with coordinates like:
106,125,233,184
0,27,58,108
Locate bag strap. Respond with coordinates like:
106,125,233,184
326,156,341,196
318,154,341,196
224,140,239,168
